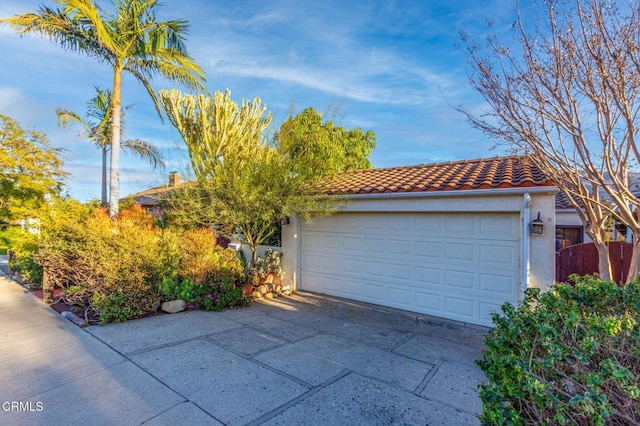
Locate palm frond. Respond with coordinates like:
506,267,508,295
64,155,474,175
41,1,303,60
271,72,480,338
121,138,165,169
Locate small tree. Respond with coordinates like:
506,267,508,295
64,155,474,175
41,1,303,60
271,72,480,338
461,0,640,282
0,114,66,221
162,90,339,264
160,88,271,180
275,107,376,181
57,88,165,207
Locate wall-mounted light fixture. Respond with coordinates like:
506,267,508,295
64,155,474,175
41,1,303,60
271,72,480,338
280,216,290,226
530,212,544,235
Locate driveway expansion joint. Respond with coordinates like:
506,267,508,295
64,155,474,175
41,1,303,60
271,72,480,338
244,370,352,426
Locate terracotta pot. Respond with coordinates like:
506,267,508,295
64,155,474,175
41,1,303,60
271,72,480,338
242,283,254,296
258,273,282,285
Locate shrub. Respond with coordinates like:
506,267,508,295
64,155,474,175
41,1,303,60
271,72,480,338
36,205,165,323
159,276,196,302
189,278,247,311
178,227,244,284
254,248,284,278
8,230,43,287
478,276,640,425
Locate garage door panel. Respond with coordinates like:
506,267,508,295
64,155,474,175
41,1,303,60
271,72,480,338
479,273,515,295
300,212,520,327
414,291,443,311
361,238,386,253
342,236,361,251
387,263,413,281
387,286,413,308
415,215,443,232
480,244,516,265
361,261,388,278
445,297,476,318
481,215,518,240
415,241,442,258
445,270,475,289
338,278,362,297
386,239,412,255
361,281,385,302
445,243,476,261
415,266,442,284
362,215,386,231
387,214,415,234
445,215,476,234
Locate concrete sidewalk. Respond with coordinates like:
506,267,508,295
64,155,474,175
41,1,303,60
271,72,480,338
0,258,487,425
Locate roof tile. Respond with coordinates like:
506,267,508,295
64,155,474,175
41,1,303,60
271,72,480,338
319,156,555,195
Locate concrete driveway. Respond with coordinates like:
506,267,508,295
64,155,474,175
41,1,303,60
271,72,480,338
0,269,487,425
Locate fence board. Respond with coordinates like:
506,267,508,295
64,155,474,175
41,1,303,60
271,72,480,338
556,242,633,284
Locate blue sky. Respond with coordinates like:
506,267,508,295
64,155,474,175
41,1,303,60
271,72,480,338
0,0,520,201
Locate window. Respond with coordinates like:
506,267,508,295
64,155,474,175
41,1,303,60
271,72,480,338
555,226,583,251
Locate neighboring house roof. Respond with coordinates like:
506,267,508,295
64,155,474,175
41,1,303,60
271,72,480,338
555,191,578,210
318,156,555,195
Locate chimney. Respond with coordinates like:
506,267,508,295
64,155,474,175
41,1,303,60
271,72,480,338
168,171,181,187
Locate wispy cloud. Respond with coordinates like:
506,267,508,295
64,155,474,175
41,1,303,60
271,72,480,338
0,0,521,200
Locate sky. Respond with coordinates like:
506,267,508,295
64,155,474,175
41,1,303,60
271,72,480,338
0,0,521,202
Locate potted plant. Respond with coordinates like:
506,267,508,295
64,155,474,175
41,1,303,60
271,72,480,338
254,248,284,285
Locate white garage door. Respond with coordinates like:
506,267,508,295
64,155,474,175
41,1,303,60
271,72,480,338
300,212,521,327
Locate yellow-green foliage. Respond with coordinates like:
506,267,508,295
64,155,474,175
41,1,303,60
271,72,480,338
36,205,164,322
32,204,246,323
178,227,243,284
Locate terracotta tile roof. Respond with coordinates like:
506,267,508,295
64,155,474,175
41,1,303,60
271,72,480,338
123,182,191,206
555,191,578,209
318,156,555,195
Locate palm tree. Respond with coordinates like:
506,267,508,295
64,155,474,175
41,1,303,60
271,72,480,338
57,87,164,208
3,0,205,217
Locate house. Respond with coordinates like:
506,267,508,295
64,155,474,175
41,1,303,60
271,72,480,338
123,171,183,217
281,156,557,327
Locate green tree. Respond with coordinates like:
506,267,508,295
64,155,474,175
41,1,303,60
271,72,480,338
159,88,271,181
0,114,66,220
57,87,165,208
3,0,206,218
275,107,376,181
163,90,337,264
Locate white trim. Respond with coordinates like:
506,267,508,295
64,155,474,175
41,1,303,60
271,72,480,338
331,186,558,200
522,193,531,298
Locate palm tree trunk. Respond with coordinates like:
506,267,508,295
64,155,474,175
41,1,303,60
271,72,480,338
101,146,108,208
108,69,122,218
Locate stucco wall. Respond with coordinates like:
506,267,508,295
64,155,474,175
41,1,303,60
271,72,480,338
282,188,557,297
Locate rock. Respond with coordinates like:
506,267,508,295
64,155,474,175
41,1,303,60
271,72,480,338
257,285,268,295
283,290,292,296
61,311,86,327
252,291,263,298
264,292,274,299
161,299,186,314
274,284,282,292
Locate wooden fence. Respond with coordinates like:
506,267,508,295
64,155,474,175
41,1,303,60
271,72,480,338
555,242,633,283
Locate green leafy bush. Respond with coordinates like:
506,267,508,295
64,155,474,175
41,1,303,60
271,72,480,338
159,276,196,302
8,230,43,287
0,224,21,254
478,276,640,425
188,278,247,311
